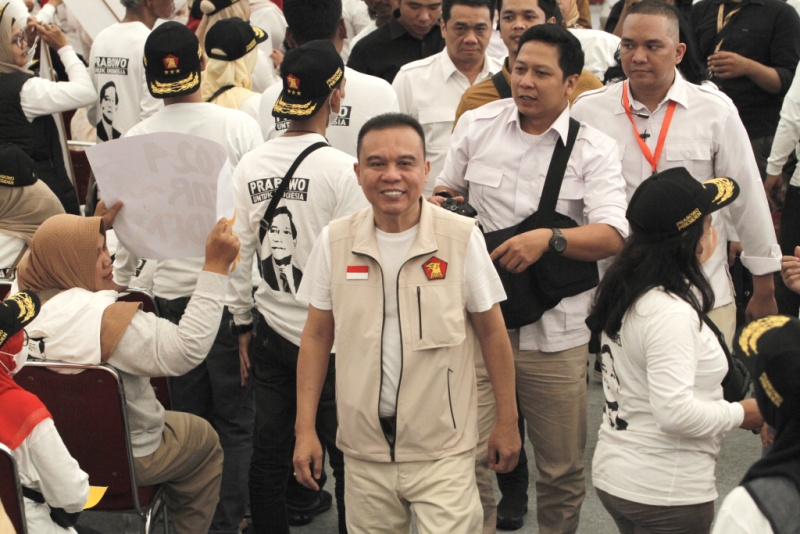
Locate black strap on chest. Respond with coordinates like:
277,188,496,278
206,84,236,103
491,70,512,100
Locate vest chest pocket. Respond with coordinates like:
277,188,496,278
665,142,713,178
408,284,466,351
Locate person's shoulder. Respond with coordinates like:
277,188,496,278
466,97,514,122
572,82,619,108
569,27,620,46
396,53,440,76
688,81,739,113
632,288,692,317
317,145,358,168
351,23,391,51
574,116,620,151
344,67,395,93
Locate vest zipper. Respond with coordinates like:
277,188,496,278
417,287,422,339
447,369,456,428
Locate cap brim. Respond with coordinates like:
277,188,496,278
147,70,201,98
701,177,740,215
252,25,268,45
272,92,327,120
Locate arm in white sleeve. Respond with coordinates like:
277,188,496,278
33,2,55,23
580,135,629,238
20,45,96,120
139,70,162,121
714,112,780,275
27,418,89,513
225,161,257,326
767,73,800,176
435,113,473,196
109,271,228,377
391,69,413,115
644,308,744,438
112,241,140,288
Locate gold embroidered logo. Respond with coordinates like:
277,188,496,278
326,67,343,89
0,174,14,185
676,208,702,231
759,372,783,408
423,257,447,280
738,315,791,356
10,292,37,322
705,177,736,205
163,54,179,70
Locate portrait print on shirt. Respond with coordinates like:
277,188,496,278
601,344,628,431
97,81,121,142
259,205,303,294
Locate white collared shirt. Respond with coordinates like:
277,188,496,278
572,72,781,308
767,67,800,187
437,100,629,352
393,49,503,197
568,28,620,81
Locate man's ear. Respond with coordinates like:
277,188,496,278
285,27,296,49
675,42,686,65
564,72,580,98
354,161,362,186
339,18,348,40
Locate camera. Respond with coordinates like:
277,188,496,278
437,192,478,218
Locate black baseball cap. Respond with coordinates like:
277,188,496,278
626,167,740,239
199,0,241,16
0,144,37,188
205,17,268,61
735,315,800,421
143,21,203,99
0,291,40,350
273,40,344,120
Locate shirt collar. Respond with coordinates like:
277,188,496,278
614,68,690,115
712,0,761,5
389,9,409,39
507,102,572,143
439,49,493,82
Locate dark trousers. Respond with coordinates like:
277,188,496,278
248,316,346,534
157,297,255,534
776,185,800,316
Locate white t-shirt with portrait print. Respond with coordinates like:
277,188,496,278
298,222,505,417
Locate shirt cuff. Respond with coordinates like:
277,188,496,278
56,44,75,57
193,270,228,299
727,399,745,430
766,161,785,176
740,245,782,275
233,308,254,326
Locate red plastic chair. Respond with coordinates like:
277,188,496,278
14,362,167,534
0,443,26,534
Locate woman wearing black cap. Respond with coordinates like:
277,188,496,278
586,167,764,534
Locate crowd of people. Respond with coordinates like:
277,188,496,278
1,0,799,533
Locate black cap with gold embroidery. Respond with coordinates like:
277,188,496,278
205,17,267,61
0,291,40,350
143,21,203,99
273,40,344,121
626,167,740,239
0,144,37,188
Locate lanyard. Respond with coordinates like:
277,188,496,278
715,3,741,52
622,81,676,173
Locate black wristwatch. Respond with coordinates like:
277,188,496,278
549,228,567,255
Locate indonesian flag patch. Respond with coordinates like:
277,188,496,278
423,257,447,280
346,265,369,280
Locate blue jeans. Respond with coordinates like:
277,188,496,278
157,297,255,534
248,316,346,534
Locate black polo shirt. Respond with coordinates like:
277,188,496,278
347,9,445,84
690,0,800,139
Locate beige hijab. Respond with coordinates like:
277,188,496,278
196,1,251,54
0,2,30,74
16,215,140,361
200,48,258,109
0,181,65,244
564,0,580,28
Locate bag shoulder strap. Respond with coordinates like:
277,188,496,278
744,476,800,534
261,141,328,229
491,70,512,99
701,314,734,384
206,84,236,103
537,118,581,214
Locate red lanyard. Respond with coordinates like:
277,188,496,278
622,81,677,173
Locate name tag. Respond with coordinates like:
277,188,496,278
346,266,368,280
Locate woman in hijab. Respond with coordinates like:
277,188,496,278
0,143,64,275
0,290,99,534
586,168,764,534
200,16,265,121
16,209,241,534
712,316,800,534
0,2,94,215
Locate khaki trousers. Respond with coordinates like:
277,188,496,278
706,301,736,350
474,350,498,534
134,411,224,534
344,450,483,534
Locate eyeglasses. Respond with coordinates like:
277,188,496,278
11,33,26,49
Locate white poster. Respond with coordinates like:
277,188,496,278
63,0,124,40
87,133,234,261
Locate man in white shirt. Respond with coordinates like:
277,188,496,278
228,40,368,534
87,0,170,143
571,0,780,345
436,23,628,534
112,21,263,534
393,0,502,198
258,0,399,158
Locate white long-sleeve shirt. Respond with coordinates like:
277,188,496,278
20,45,95,121
767,68,800,187
572,73,781,308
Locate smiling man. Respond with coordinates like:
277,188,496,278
393,0,501,197
572,0,781,346
436,23,628,534
294,112,520,533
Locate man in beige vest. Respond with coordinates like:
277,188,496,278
293,112,520,533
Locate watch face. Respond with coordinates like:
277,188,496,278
550,230,567,254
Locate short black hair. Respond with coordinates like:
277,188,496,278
357,113,427,159
496,0,563,25
283,0,342,44
271,206,297,239
443,0,495,23
627,0,680,39
100,81,119,104
516,23,583,79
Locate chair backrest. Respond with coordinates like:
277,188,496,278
0,443,26,534
13,362,156,512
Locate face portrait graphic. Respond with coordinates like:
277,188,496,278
269,212,296,263
100,84,118,125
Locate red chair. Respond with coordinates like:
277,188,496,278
0,443,26,534
14,362,168,534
